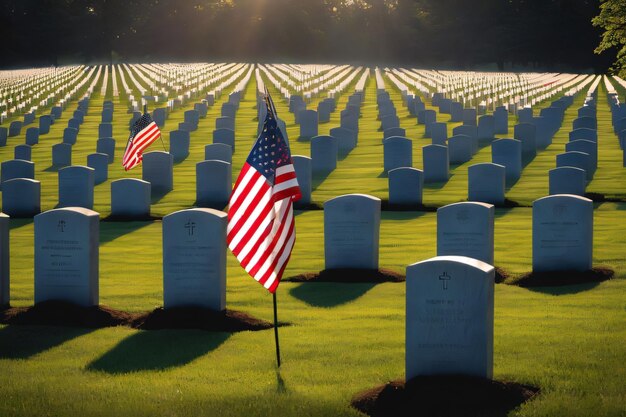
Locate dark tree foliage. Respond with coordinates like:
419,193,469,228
593,0,626,77
0,0,613,72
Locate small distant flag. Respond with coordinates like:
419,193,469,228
227,92,301,293
122,112,161,171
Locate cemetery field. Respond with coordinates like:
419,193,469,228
1,65,626,416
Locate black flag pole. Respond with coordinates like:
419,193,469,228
259,86,284,368
263,87,282,368
273,291,281,368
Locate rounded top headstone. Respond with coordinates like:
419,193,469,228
533,194,592,204
36,207,99,218
407,255,494,275
164,207,227,221
324,193,381,207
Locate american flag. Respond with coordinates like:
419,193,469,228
122,113,161,171
227,94,301,293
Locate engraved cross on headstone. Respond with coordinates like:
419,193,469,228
185,220,196,236
57,220,66,232
439,272,451,290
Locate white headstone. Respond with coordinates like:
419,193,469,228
406,255,494,380
293,155,312,206
423,144,449,183
163,208,227,310
170,130,190,162
383,136,413,172
204,143,233,163
96,138,116,163
477,115,495,142
87,153,109,184
468,163,505,205
311,135,338,175
196,160,231,209
532,194,593,272
213,128,235,151
142,151,173,194
1,178,40,217
437,202,495,265
430,122,448,145
111,178,151,218
26,127,39,145
34,207,99,307
448,135,473,164
14,144,32,161
491,139,522,183
331,127,357,151
1,159,35,185
566,140,597,174
549,167,586,196
299,109,319,139
514,123,536,157
52,143,72,167
58,166,95,209
324,194,380,270
556,151,592,181
388,167,424,206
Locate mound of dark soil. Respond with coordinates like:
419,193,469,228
351,375,540,417
584,192,626,203
0,300,135,328
285,268,405,283
501,198,522,208
0,301,274,332
494,267,510,284
131,307,273,332
509,267,614,287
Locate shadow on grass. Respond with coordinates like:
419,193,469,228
504,175,522,190
506,267,613,295
311,171,332,191
493,206,525,219
0,325,92,359
192,200,228,211
289,282,376,308
424,177,452,190
585,192,626,204
293,203,323,215
87,330,230,374
521,281,602,295
99,221,154,244
43,165,62,173
151,188,171,204
522,154,536,168
276,370,287,394
9,218,33,231
338,149,352,161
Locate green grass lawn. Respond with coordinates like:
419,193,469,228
0,68,625,417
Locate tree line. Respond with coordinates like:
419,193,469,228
0,0,619,74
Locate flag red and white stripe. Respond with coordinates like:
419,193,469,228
227,101,300,293
122,113,161,171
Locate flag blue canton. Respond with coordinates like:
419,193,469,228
246,115,292,185
129,113,154,142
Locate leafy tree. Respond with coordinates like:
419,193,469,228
593,0,626,76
